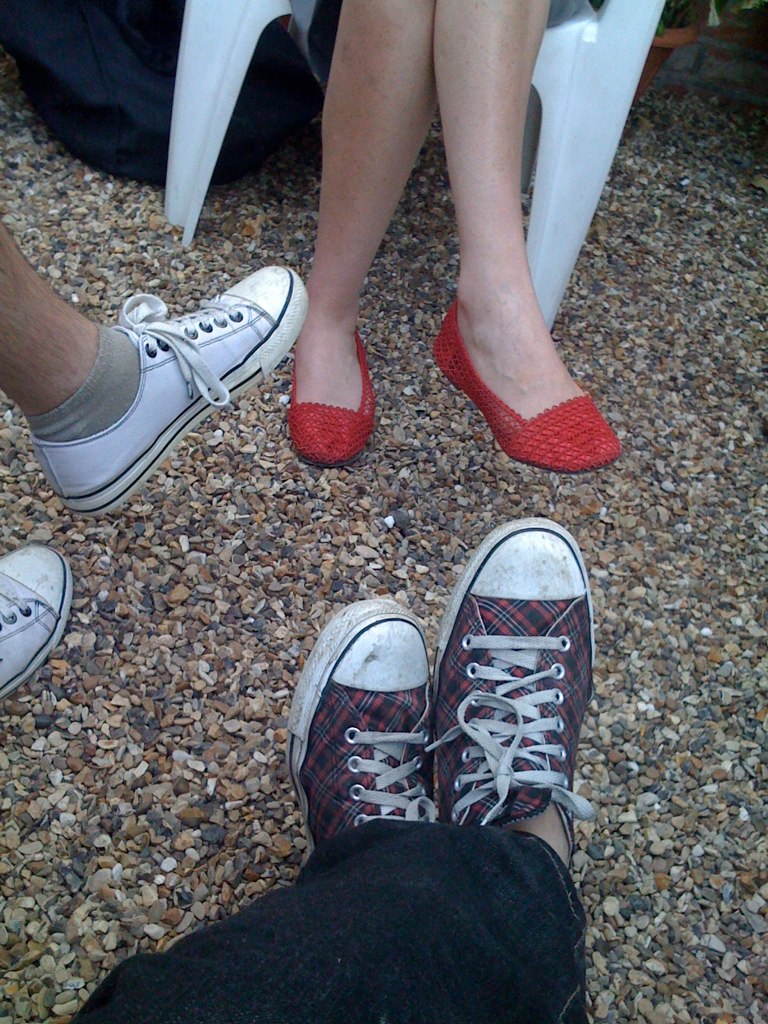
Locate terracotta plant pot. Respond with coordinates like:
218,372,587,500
634,24,700,100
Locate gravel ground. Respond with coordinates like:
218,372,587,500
0,50,766,1024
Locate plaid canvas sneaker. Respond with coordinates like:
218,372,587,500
430,519,595,848
287,600,436,852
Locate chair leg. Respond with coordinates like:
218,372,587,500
165,0,292,245
528,0,664,327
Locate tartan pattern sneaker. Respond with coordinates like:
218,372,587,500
430,519,595,846
287,600,436,852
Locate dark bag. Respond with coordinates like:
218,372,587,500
0,0,324,184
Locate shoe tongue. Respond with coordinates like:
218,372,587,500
475,596,573,642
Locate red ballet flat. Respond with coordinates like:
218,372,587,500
288,332,375,467
434,303,621,473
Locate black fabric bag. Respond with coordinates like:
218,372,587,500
0,0,324,184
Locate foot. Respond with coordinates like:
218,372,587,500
293,320,363,411
0,545,72,701
31,267,308,514
429,519,595,857
289,332,376,466
456,289,582,421
287,599,436,852
434,302,620,471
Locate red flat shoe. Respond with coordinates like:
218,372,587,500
288,332,375,467
434,303,621,473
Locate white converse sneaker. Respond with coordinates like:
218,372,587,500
32,267,308,514
0,545,72,700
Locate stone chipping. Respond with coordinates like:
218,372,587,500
0,51,766,1024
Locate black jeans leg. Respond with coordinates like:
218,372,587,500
78,821,587,1024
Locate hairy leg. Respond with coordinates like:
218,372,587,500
0,221,98,416
295,0,437,409
435,0,582,419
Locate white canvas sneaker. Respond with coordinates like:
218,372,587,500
32,266,308,514
0,545,72,701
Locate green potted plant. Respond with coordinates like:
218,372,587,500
636,0,768,98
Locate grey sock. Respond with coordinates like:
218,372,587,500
28,326,140,442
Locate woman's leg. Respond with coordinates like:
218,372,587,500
294,0,437,410
434,0,582,420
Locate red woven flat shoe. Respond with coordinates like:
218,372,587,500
288,332,375,467
434,303,620,473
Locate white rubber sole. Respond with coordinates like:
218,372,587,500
434,518,594,684
63,269,308,515
0,550,73,701
287,598,425,854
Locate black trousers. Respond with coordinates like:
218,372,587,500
77,822,587,1024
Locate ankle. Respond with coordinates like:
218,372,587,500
456,275,547,350
17,321,100,417
304,278,360,337
504,804,571,866
27,326,139,441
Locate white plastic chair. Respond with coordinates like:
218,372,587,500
164,0,291,245
165,0,663,325
528,0,664,326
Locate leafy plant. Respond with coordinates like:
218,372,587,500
658,0,768,33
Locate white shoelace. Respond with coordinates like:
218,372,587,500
0,588,32,627
429,633,594,825
119,293,254,408
347,725,437,825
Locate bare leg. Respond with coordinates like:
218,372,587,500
506,803,570,866
435,0,582,419
295,0,437,410
0,222,98,416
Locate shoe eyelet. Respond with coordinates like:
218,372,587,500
344,727,359,743
551,663,565,680
347,756,361,773
451,807,459,822
466,662,479,680
199,322,213,333
213,318,227,329
556,717,565,733
558,746,567,761
461,749,472,764
144,343,157,358
559,636,571,652
554,690,565,705
230,310,244,323
421,729,430,745
4,613,17,625
157,340,170,352
185,328,199,340
453,777,463,792
20,605,32,617
461,634,473,651
413,756,423,770
354,814,367,827
350,784,364,801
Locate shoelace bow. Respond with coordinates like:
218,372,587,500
347,725,436,825
429,633,594,825
119,293,253,408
